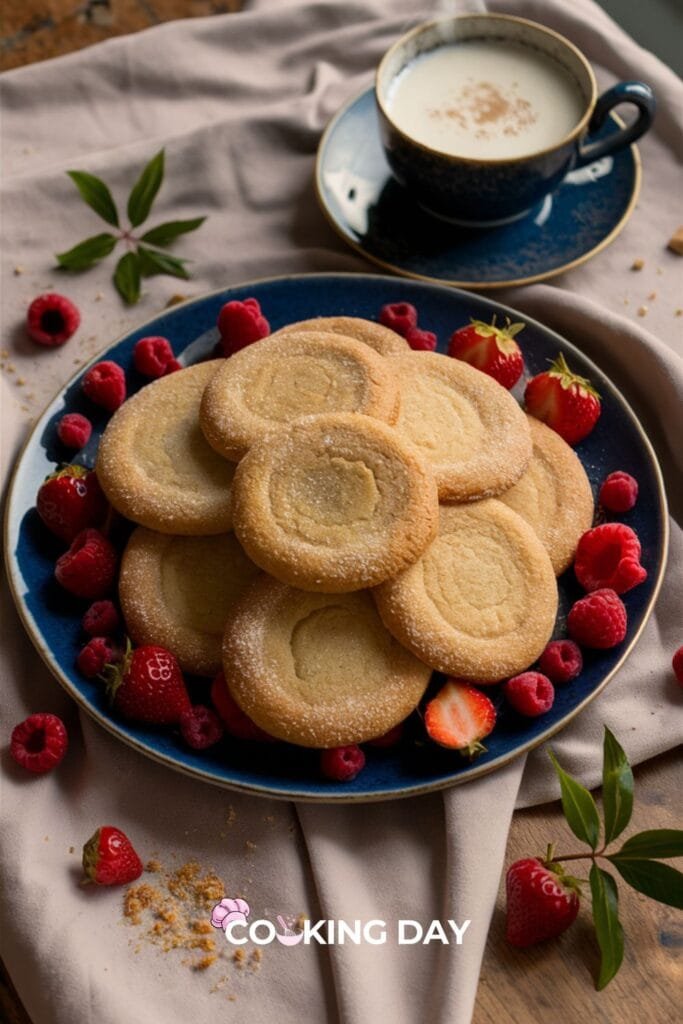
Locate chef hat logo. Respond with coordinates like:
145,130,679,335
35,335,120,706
210,897,250,932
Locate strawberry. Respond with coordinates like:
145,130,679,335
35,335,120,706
448,316,525,389
105,642,190,724
524,353,601,445
505,858,580,947
82,826,143,886
424,679,496,758
36,465,108,544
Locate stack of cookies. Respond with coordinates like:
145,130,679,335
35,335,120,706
97,316,593,749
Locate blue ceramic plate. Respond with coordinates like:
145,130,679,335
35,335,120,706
5,273,667,802
316,88,640,289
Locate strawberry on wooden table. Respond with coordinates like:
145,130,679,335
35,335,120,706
36,465,108,544
505,858,581,947
105,643,190,724
524,353,601,445
448,316,525,389
82,826,143,886
424,679,496,759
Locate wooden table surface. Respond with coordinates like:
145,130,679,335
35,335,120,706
2,4,680,1023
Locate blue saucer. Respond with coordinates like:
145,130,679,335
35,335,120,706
316,89,641,288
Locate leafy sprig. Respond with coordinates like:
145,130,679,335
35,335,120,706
543,727,683,990
56,150,206,304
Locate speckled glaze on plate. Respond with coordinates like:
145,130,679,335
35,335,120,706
316,88,641,288
5,274,667,802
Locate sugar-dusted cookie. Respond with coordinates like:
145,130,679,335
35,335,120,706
223,576,432,747
119,527,259,677
390,351,532,501
199,331,400,461
270,316,410,356
499,415,594,575
97,361,234,535
231,412,439,592
374,500,557,682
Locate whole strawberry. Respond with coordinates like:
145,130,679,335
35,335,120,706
525,353,601,445
36,465,108,544
505,858,580,947
448,316,525,389
82,826,143,886
106,643,190,724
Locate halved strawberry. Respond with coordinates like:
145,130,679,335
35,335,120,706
524,353,601,445
448,316,525,389
424,679,496,759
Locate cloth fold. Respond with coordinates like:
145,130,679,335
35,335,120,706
1,2,681,1022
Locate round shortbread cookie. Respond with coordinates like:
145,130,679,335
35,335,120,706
199,331,400,461
374,500,558,683
97,361,234,535
270,316,410,356
499,416,594,575
119,527,260,676
231,412,439,592
222,576,432,747
390,351,532,501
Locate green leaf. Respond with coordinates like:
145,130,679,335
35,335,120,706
127,149,164,228
549,749,601,850
140,217,206,247
607,858,683,909
56,233,118,270
589,865,624,990
138,245,190,280
113,251,141,304
602,727,634,845
67,171,119,227
613,829,683,860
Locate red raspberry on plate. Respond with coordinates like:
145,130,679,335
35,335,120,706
218,298,270,356
574,522,647,594
36,465,108,544
133,336,176,378
320,744,366,782
27,292,81,347
77,636,115,678
164,358,182,374
106,644,190,724
538,640,583,684
82,826,143,886
378,302,418,337
405,325,437,351
448,317,525,389
366,722,404,748
82,600,120,637
599,471,639,513
210,671,274,742
505,858,580,947
10,713,68,774
82,360,126,412
504,672,555,716
672,646,683,686
55,527,117,599
567,588,627,649
180,705,224,749
57,412,92,450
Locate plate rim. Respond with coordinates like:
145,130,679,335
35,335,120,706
4,271,669,803
315,87,642,290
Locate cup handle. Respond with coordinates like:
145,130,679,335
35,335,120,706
575,81,656,168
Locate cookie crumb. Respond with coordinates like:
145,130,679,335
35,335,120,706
16,377,26,386
245,840,257,852
667,226,683,255
166,294,189,307
647,291,657,300
630,258,644,271
13,265,24,276
226,805,237,827
69,846,75,854
146,859,162,873
637,305,648,317
233,948,246,968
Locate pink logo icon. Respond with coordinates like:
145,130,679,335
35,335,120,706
275,915,304,946
210,897,250,932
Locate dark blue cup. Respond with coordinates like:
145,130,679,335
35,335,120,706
375,14,655,227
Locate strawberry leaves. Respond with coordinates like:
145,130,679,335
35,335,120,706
549,749,601,849
56,149,206,304
589,865,624,990
602,725,634,844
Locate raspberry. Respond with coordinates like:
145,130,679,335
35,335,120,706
180,705,224,749
574,523,647,594
405,326,438,351
77,636,115,678
672,646,683,686
599,471,638,513
82,600,119,637
55,528,117,599
320,744,366,782
164,358,182,374
504,672,555,716
133,336,176,378
27,293,80,347
82,360,126,412
378,302,418,337
366,722,404,748
10,713,68,773
210,672,274,742
567,588,627,649
538,640,583,684
218,298,270,355
57,412,92,450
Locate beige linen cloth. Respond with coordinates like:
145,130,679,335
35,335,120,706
1,1,681,1022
